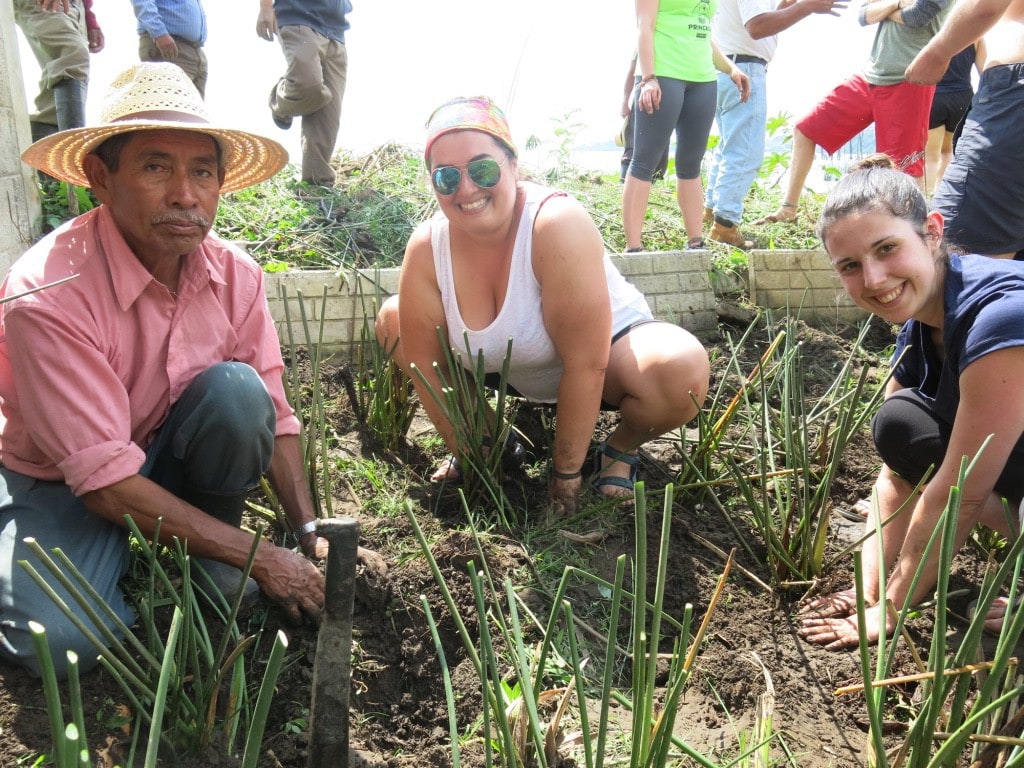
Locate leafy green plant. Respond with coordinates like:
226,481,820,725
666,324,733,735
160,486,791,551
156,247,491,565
680,313,889,582
409,331,521,524
409,484,746,767
19,518,282,764
845,448,1024,767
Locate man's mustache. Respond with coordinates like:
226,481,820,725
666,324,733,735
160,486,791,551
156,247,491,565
151,212,211,228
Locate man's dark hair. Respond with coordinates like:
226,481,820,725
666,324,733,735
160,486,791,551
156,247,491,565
91,131,225,171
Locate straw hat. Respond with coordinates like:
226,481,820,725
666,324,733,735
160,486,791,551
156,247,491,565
21,62,289,194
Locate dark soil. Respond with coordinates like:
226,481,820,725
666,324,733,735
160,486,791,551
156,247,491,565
0,315,1006,767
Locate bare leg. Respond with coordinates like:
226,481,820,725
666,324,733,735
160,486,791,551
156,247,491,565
924,125,945,199
598,323,710,492
675,177,706,243
622,174,653,251
755,128,815,224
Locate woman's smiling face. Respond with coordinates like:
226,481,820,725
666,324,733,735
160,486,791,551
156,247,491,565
427,130,517,228
826,208,946,327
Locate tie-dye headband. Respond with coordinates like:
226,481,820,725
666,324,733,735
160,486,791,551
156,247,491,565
424,96,518,162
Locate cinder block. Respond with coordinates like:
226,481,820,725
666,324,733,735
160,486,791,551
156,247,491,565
610,253,655,276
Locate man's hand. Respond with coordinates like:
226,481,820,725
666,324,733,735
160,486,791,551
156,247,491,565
548,476,582,517
805,0,848,15
154,33,179,59
256,7,278,41
732,69,752,102
906,46,951,83
256,545,325,623
38,0,71,13
88,27,104,52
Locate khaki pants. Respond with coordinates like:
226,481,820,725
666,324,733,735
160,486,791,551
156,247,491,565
270,25,348,184
139,34,209,97
13,0,90,125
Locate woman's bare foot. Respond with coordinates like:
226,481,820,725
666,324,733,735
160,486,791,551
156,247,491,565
429,456,461,484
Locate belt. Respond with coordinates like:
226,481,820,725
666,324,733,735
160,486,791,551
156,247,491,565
728,54,768,66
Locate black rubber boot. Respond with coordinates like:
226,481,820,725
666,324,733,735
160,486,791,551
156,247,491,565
30,120,57,143
53,79,87,131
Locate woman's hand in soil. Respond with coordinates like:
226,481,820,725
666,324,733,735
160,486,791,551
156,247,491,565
797,588,858,619
798,603,888,650
548,476,582,517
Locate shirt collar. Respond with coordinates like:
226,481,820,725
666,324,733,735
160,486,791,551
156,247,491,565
95,205,226,310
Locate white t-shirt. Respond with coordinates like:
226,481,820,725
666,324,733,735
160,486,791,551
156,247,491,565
711,0,778,63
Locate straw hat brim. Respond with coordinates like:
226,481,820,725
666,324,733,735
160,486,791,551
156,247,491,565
21,120,289,194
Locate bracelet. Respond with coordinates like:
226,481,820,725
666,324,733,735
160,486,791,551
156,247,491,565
294,519,318,538
551,467,583,481
640,74,658,84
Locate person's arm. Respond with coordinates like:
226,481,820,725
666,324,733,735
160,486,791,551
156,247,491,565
257,0,278,40
907,0,1009,82
745,0,846,39
534,198,613,514
82,0,104,50
810,347,1024,647
396,224,461,456
712,41,751,102
82,475,324,622
858,0,902,25
635,0,662,113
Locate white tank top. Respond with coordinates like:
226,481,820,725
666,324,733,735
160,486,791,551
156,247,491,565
431,182,653,402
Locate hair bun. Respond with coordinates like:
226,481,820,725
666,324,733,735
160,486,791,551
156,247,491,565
850,153,897,172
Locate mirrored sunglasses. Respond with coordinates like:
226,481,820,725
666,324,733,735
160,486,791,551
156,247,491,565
430,157,506,196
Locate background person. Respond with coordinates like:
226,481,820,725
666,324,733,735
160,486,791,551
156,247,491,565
257,0,351,186
375,96,710,516
923,44,977,199
131,0,209,97
14,0,104,142
908,0,1024,259
704,0,846,249
1,63,328,679
756,0,951,225
623,0,750,252
798,156,1024,649
619,51,669,185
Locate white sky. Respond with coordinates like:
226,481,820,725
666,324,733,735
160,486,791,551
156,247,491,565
17,0,875,172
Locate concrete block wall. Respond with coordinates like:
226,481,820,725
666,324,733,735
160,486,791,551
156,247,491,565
264,249,720,358
748,249,868,326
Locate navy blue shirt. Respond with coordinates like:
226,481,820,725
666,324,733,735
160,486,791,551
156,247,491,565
274,0,351,43
893,253,1024,428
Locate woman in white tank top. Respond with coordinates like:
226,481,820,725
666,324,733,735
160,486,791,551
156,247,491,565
375,96,710,516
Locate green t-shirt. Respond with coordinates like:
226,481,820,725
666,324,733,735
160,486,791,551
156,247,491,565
654,0,717,82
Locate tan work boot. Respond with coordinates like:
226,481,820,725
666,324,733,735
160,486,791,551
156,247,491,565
708,219,755,250
703,207,714,226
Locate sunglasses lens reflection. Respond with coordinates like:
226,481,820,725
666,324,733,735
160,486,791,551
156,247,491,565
430,159,503,195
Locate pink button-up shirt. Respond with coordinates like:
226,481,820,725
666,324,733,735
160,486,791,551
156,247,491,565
0,206,300,496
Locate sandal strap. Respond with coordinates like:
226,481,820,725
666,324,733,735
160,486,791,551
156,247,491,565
596,442,640,466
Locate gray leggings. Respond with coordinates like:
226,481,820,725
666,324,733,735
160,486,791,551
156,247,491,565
0,362,276,679
628,76,717,181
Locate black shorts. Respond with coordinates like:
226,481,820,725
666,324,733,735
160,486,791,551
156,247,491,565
928,89,972,132
482,318,667,410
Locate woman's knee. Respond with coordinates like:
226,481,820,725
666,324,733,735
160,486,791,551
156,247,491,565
872,390,948,484
375,296,406,366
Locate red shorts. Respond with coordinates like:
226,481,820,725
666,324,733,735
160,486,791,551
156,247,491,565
797,75,935,177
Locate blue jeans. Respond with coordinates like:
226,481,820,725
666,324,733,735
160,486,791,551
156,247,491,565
0,362,275,678
705,61,768,225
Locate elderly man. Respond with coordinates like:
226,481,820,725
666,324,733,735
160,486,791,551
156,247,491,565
0,63,326,679
908,0,1024,259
